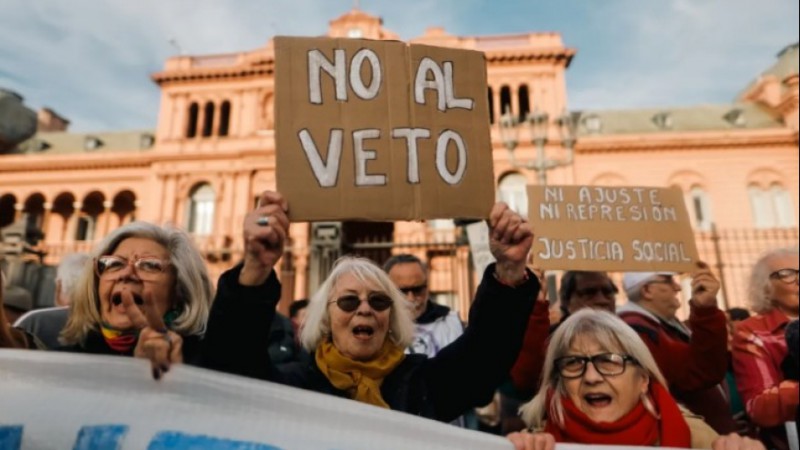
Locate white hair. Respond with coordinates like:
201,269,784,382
56,252,92,299
748,246,799,314
519,309,666,429
300,256,415,353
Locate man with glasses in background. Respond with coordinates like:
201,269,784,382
384,254,472,428
553,271,618,331
618,263,736,435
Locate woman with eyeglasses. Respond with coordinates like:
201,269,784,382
199,191,540,422
506,310,765,449
59,221,213,379
731,246,799,450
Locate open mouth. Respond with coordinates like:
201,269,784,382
110,292,144,306
584,393,612,407
352,325,374,338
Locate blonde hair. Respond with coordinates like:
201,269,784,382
748,246,799,314
519,309,666,429
300,256,415,353
60,221,214,345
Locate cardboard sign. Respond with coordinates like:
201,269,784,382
528,185,699,272
275,37,494,221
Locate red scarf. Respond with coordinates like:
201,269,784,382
544,381,691,447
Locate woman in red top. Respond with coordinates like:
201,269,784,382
732,246,799,450
506,310,763,449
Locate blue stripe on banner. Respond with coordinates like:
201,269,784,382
148,431,283,450
0,426,23,450
72,425,128,450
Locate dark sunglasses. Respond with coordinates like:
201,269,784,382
398,284,427,296
574,285,617,298
328,294,393,313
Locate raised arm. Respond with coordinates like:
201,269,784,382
423,202,540,421
200,191,289,379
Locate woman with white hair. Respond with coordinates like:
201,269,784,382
506,310,764,449
731,246,799,450
199,191,540,422
60,221,214,379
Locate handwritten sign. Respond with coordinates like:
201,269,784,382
275,37,494,221
528,185,699,272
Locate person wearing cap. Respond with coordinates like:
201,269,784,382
617,263,735,434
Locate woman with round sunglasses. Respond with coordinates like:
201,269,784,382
506,310,765,450
59,221,213,378
199,190,540,422
731,246,799,450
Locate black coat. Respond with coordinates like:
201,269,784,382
60,328,202,364
200,263,538,423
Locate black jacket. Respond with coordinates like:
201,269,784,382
200,263,538,423
60,328,202,364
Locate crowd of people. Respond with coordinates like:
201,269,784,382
1,189,796,450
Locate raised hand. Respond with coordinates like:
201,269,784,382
488,202,533,285
121,287,182,380
690,261,720,307
241,191,290,286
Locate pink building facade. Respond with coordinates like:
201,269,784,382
1,8,797,317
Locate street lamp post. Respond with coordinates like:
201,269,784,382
499,108,577,186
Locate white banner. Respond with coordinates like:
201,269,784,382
0,350,687,450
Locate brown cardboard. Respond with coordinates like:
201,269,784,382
275,36,494,221
527,185,700,272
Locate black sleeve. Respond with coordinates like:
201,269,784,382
422,263,539,422
199,263,281,380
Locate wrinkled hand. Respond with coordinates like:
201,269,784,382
241,191,289,286
711,433,766,450
121,288,182,380
506,431,555,450
690,261,720,307
488,202,533,285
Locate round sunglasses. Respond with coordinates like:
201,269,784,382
328,293,393,312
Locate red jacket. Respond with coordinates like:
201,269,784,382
618,301,734,434
732,308,798,450
509,300,550,397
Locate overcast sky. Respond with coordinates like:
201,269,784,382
0,0,796,132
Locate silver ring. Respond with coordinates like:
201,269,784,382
256,216,270,227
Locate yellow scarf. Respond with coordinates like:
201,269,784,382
315,339,406,409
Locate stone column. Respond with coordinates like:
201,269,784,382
101,200,113,238
42,202,53,242
67,202,82,242
13,203,23,222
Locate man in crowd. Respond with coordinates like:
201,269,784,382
383,254,471,428
617,264,736,434
15,252,90,348
553,270,618,329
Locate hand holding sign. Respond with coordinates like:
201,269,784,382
241,191,290,286
120,287,182,380
689,261,721,307
489,202,533,286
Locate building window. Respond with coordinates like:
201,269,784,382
518,84,530,122
219,101,231,137
690,186,713,231
487,87,494,124
498,172,528,217
75,215,96,241
187,102,199,138
500,85,512,117
750,183,796,228
202,102,215,137
188,184,215,235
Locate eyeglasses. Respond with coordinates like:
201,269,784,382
398,284,427,296
770,268,799,284
574,286,616,299
328,293,393,313
554,353,639,379
95,255,172,280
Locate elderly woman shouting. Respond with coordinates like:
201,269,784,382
507,310,765,450
199,191,539,422
60,221,214,378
